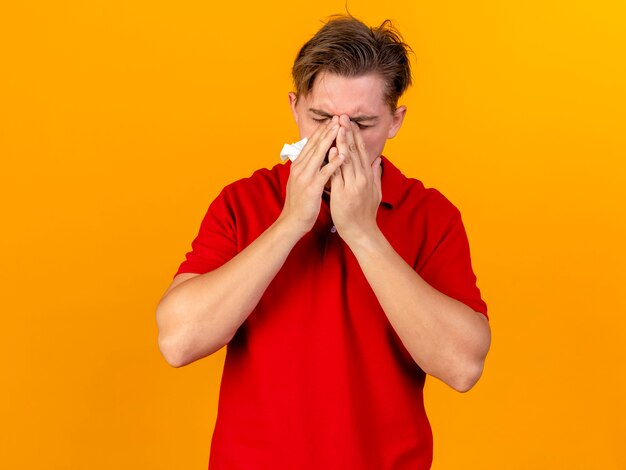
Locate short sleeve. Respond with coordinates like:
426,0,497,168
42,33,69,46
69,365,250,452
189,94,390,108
418,209,488,319
174,188,238,277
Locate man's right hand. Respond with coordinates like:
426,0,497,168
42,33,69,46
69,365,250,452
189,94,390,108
277,115,344,237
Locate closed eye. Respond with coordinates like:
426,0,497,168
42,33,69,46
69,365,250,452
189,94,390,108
312,117,371,129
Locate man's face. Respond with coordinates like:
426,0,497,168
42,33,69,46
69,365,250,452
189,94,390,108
288,71,406,165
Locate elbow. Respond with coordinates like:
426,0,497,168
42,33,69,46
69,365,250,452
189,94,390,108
158,331,192,368
156,300,194,368
449,359,486,393
156,302,232,368
159,333,230,368
421,357,485,393
451,315,491,393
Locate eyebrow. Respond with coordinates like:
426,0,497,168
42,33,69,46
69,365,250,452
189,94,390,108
309,108,379,123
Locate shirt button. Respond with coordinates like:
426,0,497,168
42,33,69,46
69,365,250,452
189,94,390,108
330,225,337,233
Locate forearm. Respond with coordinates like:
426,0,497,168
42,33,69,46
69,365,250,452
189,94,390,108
157,118,345,367
349,229,491,392
156,216,302,367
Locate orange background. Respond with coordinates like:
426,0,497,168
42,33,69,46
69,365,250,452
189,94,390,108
1,1,625,469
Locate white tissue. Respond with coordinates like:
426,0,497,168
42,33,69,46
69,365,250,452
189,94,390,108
280,137,308,162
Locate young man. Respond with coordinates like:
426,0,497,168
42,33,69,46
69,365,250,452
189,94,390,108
157,15,490,469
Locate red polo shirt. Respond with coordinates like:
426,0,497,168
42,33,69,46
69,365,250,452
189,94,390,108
175,156,487,469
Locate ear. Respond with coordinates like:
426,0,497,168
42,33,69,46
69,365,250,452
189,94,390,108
288,92,299,125
387,105,407,139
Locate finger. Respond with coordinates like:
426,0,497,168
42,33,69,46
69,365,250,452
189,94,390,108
329,158,344,191
350,121,371,171
335,115,351,160
336,124,357,183
302,117,340,174
341,117,364,172
294,116,338,168
328,145,339,160
319,147,344,183
294,116,336,166
306,115,338,148
372,156,383,194
372,155,382,171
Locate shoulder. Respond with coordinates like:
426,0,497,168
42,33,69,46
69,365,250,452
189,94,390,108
223,162,286,191
219,162,288,203
382,156,460,221
210,163,288,233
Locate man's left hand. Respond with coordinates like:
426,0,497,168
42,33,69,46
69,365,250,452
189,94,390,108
329,114,383,246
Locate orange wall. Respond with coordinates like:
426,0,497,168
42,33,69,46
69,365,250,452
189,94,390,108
1,1,625,469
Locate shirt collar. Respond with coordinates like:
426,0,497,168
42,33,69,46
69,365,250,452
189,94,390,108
278,154,404,209
379,155,404,208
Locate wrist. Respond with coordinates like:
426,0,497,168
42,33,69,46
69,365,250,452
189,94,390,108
274,212,310,243
341,224,386,255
